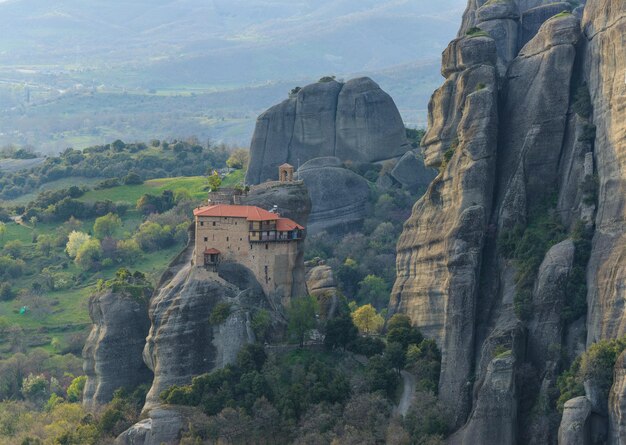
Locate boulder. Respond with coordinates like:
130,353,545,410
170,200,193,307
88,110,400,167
297,157,370,234
245,77,409,185
242,180,311,227
115,407,183,445
389,150,437,191
558,397,592,445
82,289,152,409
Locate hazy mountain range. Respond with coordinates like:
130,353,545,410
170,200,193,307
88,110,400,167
0,0,466,152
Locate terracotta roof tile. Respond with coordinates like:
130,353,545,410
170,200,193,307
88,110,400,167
276,218,304,231
194,204,278,221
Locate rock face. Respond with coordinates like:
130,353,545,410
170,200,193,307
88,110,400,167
297,157,370,234
559,397,592,445
389,150,437,191
391,32,500,425
242,180,312,228
389,1,626,443
527,240,575,366
306,263,339,319
245,77,409,185
115,407,183,445
583,0,626,345
449,354,517,445
82,289,152,409
143,256,274,410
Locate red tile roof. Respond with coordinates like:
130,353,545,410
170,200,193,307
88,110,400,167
276,218,304,231
194,204,278,221
194,204,305,231
204,248,221,255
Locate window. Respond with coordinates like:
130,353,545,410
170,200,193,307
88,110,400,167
265,244,269,250
213,222,216,226
204,237,208,242
200,221,204,226
226,237,229,242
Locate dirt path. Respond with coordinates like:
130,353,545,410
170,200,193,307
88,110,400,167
396,370,416,416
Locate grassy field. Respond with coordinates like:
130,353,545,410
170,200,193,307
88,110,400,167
78,176,212,204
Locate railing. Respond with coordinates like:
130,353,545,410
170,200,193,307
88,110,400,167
249,232,303,243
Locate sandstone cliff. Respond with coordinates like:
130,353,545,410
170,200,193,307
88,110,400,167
389,0,626,443
245,77,410,185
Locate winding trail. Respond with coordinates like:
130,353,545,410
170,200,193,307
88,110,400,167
396,370,416,416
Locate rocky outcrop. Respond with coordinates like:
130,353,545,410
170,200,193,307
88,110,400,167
610,351,626,444
82,289,152,409
391,32,499,425
245,77,409,185
389,150,437,192
559,397,592,445
583,0,626,345
393,3,592,443
449,354,517,445
297,157,370,234
142,263,267,410
306,264,337,298
527,240,575,366
243,180,311,227
115,407,183,445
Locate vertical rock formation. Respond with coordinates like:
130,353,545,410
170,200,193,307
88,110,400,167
391,33,499,424
391,1,616,442
582,0,626,345
82,289,152,409
245,77,410,186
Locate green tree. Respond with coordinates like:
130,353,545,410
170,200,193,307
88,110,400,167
93,212,122,239
2,240,23,259
116,239,142,264
0,283,14,301
386,314,423,350
65,231,91,258
0,221,6,240
352,304,384,335
324,312,358,351
287,296,318,347
226,148,250,170
386,342,406,375
251,309,272,343
75,239,102,270
36,234,54,257
365,355,399,398
358,275,389,308
207,171,222,191
66,375,87,403
173,188,192,203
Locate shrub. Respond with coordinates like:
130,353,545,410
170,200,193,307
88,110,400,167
209,302,232,325
349,336,386,357
557,337,626,411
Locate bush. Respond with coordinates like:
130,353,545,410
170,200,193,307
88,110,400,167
349,336,386,357
557,337,626,411
0,283,15,301
209,302,232,325
123,172,143,185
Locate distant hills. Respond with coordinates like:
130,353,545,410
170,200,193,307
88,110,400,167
0,0,466,152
